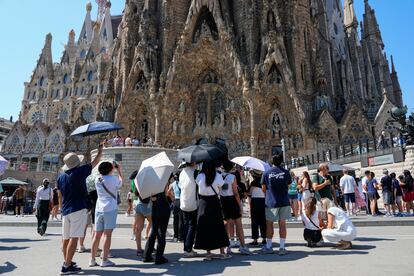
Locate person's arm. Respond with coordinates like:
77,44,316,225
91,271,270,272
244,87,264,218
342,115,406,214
115,163,123,187
33,189,39,211
91,144,104,169
327,213,335,229
232,177,242,210
318,212,325,229
312,175,330,191
57,190,62,211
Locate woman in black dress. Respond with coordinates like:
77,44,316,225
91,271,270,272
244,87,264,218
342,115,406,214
194,160,231,260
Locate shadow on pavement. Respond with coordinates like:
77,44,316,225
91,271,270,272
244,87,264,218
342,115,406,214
0,246,29,251
81,245,375,276
0,262,17,274
0,238,48,243
354,237,395,242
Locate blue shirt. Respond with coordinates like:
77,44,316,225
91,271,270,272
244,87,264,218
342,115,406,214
57,164,92,216
261,166,291,208
172,180,181,199
393,179,403,196
367,178,378,194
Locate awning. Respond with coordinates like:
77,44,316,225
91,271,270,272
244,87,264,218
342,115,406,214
0,177,28,186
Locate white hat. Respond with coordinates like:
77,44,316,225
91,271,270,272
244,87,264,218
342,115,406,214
62,153,85,171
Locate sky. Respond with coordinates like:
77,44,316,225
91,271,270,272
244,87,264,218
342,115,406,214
0,0,413,121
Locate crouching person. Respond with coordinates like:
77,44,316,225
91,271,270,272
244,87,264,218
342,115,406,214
322,206,356,250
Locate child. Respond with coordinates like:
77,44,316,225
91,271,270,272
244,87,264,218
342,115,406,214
301,197,324,247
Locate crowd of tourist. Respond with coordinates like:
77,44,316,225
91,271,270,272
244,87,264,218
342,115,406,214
20,144,414,275
103,134,154,148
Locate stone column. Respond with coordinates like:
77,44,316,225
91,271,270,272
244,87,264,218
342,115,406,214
154,108,161,145
243,84,257,157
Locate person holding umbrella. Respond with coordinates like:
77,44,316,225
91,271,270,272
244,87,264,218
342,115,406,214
194,160,231,260
142,176,171,265
33,179,53,236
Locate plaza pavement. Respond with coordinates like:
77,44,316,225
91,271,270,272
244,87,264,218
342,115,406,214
0,225,413,276
1,213,414,228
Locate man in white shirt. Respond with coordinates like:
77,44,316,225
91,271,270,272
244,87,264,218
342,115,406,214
340,169,357,216
33,179,53,236
178,163,198,258
361,170,371,215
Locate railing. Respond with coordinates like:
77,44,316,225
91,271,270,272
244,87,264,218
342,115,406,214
289,136,405,169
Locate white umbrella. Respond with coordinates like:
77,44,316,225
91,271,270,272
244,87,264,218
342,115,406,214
135,152,174,200
0,155,9,176
231,156,270,172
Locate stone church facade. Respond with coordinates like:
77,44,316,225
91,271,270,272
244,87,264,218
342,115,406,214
3,0,405,170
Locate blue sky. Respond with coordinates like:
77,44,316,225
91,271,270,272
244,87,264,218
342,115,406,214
0,0,413,121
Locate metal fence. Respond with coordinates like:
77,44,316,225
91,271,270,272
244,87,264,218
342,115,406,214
289,134,405,169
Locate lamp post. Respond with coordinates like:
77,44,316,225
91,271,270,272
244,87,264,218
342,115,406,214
281,137,287,169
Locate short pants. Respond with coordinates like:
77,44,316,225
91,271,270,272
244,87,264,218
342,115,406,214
135,201,152,217
95,210,118,231
343,193,356,203
265,206,291,222
62,208,88,240
382,191,393,205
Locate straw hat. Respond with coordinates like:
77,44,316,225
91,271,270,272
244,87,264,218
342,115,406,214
62,153,85,171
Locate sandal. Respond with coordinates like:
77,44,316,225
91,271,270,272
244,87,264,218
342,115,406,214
219,254,232,260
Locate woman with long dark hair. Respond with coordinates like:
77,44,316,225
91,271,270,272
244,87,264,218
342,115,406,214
302,197,324,247
194,160,231,260
301,171,313,205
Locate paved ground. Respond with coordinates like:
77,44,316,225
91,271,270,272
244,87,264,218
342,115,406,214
1,213,414,228
1,226,413,276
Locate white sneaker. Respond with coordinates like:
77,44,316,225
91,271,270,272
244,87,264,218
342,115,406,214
130,235,136,241
77,245,86,253
89,259,98,267
100,259,115,267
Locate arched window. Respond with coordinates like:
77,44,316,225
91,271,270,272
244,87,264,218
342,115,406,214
192,7,219,43
31,110,44,123
82,105,95,122
267,11,277,32
39,76,45,87
202,70,218,84
63,74,69,84
135,72,148,91
87,71,94,82
268,63,282,85
27,134,43,153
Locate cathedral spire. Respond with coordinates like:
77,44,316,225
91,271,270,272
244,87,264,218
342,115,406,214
344,0,358,32
391,54,396,74
390,55,403,107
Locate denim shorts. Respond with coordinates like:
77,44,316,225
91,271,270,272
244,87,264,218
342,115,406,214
135,201,152,217
343,193,356,203
95,210,118,232
288,194,298,200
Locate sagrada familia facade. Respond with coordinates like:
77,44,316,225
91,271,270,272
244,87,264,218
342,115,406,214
3,0,404,170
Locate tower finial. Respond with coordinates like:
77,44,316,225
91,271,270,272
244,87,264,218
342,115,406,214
86,2,92,12
391,55,396,73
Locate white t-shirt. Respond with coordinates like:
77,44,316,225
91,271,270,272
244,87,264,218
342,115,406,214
95,175,122,212
196,172,224,196
301,210,320,230
178,167,198,212
340,175,356,194
220,172,235,197
361,176,368,193
250,186,265,198
125,137,132,146
327,206,354,231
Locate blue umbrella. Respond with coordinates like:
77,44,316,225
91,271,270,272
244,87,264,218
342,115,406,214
70,121,124,137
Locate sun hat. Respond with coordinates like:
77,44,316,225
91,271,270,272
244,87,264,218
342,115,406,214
62,153,85,171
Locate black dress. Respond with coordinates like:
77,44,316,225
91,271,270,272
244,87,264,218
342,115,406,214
194,185,229,251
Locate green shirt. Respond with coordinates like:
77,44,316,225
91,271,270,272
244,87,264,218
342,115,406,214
311,173,333,200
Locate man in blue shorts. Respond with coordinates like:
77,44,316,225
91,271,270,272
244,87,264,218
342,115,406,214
260,153,291,256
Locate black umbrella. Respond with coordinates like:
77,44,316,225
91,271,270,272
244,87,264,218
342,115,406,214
177,144,225,163
70,121,124,137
